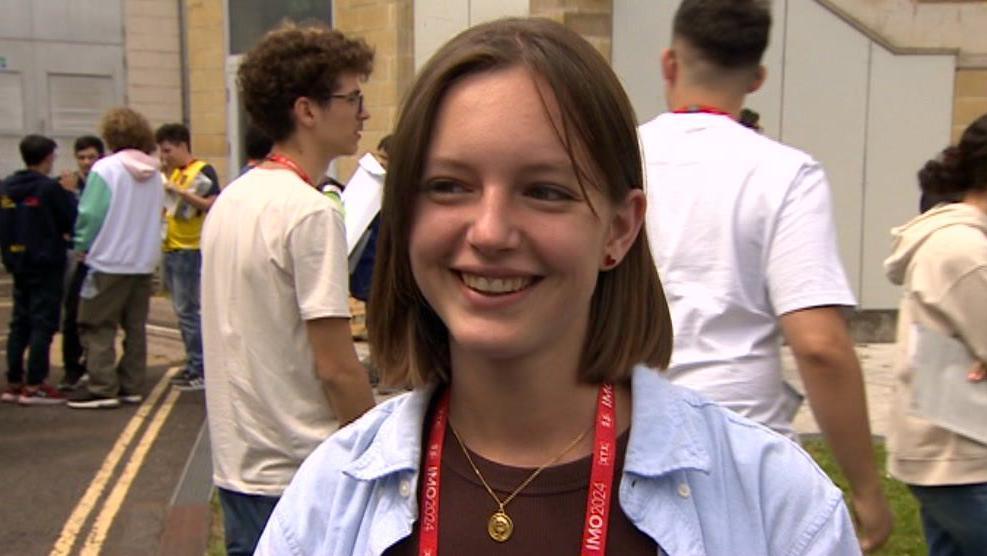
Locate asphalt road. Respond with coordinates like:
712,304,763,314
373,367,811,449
0,286,202,556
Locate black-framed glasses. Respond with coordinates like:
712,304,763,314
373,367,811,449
329,90,364,113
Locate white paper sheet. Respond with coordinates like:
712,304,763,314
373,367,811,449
341,153,385,255
910,324,987,445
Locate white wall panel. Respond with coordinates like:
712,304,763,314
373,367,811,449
0,1,33,39
782,0,870,299
861,48,954,309
31,0,124,44
612,0,786,129
744,0,787,139
48,74,116,133
0,40,39,178
0,41,32,129
612,0,667,124
470,0,527,25
415,0,530,71
414,0,469,70
0,72,24,133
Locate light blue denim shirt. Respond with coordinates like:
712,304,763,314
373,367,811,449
256,367,860,555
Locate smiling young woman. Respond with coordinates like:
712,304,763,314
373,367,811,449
254,18,860,556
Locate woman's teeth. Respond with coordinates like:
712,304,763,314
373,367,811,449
461,273,532,294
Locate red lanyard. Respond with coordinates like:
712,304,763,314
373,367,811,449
266,153,313,187
419,389,449,556
582,384,618,554
419,384,618,555
673,104,735,118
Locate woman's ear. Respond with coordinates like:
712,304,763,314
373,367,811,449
601,189,646,269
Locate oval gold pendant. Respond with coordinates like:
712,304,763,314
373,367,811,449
487,510,513,542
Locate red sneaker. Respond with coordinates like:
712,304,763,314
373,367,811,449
1,384,22,403
18,383,67,406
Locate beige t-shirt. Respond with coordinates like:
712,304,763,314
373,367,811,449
201,168,350,495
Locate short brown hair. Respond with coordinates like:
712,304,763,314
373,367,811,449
368,17,672,387
155,122,191,148
237,21,374,142
673,0,771,70
100,107,155,154
919,113,987,199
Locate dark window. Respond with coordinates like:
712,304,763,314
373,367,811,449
228,0,332,55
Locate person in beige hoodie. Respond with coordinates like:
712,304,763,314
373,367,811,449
884,113,987,555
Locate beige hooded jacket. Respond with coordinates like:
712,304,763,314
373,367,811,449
884,202,987,485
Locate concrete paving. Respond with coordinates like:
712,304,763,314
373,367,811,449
0,287,200,556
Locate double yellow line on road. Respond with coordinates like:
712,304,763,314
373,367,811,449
50,367,183,556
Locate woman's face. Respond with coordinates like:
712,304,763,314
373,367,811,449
409,66,641,365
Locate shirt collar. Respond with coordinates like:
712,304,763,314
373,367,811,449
342,384,437,481
342,367,712,481
624,366,712,478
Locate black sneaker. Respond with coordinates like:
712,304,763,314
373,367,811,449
170,370,194,385
58,372,89,392
67,390,121,409
174,376,205,392
118,392,143,404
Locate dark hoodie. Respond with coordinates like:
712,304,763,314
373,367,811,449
0,169,77,273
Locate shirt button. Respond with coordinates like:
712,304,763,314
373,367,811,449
677,483,691,498
399,480,412,497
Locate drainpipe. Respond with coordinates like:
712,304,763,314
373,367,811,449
178,0,190,126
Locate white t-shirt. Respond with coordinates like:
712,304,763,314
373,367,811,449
201,168,351,495
639,113,856,438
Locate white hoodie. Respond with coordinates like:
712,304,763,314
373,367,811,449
883,202,987,485
75,149,166,274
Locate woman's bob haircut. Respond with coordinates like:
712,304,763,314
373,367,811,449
368,17,672,387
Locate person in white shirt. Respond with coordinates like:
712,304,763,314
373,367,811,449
200,21,375,556
639,0,892,551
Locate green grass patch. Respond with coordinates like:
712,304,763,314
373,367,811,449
206,491,225,556
802,439,926,555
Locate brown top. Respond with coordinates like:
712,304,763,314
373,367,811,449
384,421,659,555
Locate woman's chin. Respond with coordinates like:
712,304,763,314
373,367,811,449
449,331,533,364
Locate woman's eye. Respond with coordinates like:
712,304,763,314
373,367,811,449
422,179,468,195
527,184,575,202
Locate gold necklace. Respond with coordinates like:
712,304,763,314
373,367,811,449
449,423,593,543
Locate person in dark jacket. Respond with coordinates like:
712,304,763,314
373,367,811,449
58,135,106,389
0,134,77,405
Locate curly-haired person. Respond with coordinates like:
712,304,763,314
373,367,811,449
66,107,165,410
885,113,987,555
199,21,376,555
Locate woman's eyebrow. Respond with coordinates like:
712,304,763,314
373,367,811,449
516,160,576,175
422,157,473,175
426,155,574,173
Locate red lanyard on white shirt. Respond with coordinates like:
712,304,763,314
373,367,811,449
673,105,735,118
266,153,313,187
418,384,618,555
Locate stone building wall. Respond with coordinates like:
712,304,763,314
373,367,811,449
334,0,414,180
530,0,612,60
184,0,229,183
124,0,184,127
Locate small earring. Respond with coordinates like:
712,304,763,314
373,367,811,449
604,254,617,267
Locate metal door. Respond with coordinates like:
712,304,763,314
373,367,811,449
0,0,125,178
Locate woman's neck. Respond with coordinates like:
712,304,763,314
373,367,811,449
446,347,632,468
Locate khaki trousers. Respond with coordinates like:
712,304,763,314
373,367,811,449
78,272,152,397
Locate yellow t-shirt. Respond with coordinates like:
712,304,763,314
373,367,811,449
164,160,212,251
